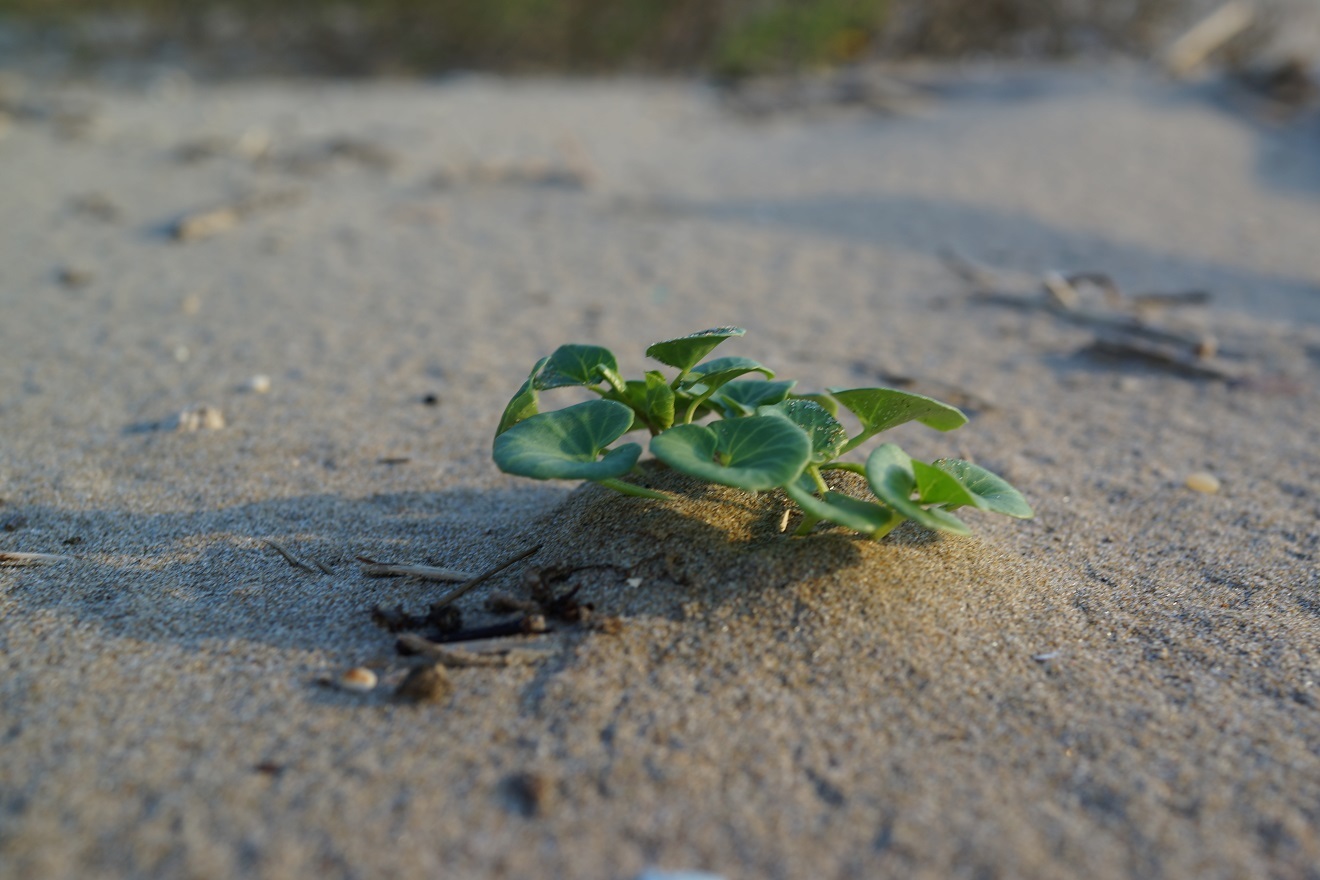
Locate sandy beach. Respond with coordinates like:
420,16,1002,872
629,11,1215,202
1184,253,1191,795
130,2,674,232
2,60,1319,878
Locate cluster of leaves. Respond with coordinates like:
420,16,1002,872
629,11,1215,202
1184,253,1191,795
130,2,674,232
493,328,1031,540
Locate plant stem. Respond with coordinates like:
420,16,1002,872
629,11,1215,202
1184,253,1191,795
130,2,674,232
595,477,678,501
820,461,866,476
809,466,830,496
870,514,904,540
793,511,821,536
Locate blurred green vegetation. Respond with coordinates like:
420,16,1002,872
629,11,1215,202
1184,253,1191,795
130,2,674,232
0,0,891,76
0,0,1184,75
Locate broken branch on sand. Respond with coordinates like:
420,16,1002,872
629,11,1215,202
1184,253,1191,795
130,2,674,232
0,551,74,566
356,559,474,582
395,632,559,667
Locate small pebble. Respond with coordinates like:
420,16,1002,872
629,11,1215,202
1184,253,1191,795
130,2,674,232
395,664,452,704
180,293,202,315
337,667,378,693
1116,376,1143,393
70,192,121,222
176,404,225,432
174,206,239,242
57,266,93,288
1185,472,1220,494
246,374,272,394
173,345,191,363
626,577,643,588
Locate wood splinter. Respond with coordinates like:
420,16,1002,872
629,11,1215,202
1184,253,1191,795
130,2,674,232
262,539,331,574
0,551,74,567
396,632,559,667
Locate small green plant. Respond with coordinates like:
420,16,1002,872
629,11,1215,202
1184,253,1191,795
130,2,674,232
492,327,1032,539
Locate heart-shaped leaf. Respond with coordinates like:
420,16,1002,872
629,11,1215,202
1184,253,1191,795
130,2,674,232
758,399,847,464
614,370,676,433
710,379,797,417
784,476,901,537
681,357,774,418
683,357,774,390
933,459,1034,519
495,356,549,436
791,392,840,417
865,443,970,535
535,344,626,393
646,327,745,374
829,387,968,454
493,400,640,481
650,415,810,491
912,460,980,508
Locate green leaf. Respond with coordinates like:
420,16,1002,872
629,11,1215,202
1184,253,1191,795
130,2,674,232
710,379,797,417
615,370,677,433
683,356,774,390
493,400,640,481
757,399,847,464
912,460,980,508
680,357,774,422
865,443,970,535
650,416,810,491
791,392,840,417
933,459,1034,519
784,476,901,538
829,387,968,454
495,356,548,436
646,327,745,374
535,344,626,393
641,370,676,432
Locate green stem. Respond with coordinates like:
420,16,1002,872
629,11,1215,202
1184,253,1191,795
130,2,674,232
794,511,821,536
870,512,905,540
820,461,866,476
809,465,830,496
595,477,678,502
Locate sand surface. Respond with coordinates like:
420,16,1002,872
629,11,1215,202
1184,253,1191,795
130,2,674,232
2,63,1319,879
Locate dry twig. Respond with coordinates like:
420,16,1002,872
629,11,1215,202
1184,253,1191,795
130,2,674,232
429,544,543,608
0,551,73,566
395,632,558,667
357,559,474,582
262,539,331,574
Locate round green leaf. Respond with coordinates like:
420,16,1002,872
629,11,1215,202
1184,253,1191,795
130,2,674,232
791,392,840,417
683,356,773,389
912,459,980,508
866,443,970,535
646,327,745,374
679,357,774,420
495,356,549,436
535,344,626,393
711,379,797,417
829,387,968,454
933,459,1034,519
758,399,847,464
493,400,640,481
650,416,810,491
784,477,900,538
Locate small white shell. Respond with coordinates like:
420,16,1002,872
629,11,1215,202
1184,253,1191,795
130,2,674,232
176,404,225,432
337,667,378,693
1184,472,1220,494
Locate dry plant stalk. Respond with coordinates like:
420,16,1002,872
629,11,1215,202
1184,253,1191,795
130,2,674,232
396,632,558,667
0,552,73,566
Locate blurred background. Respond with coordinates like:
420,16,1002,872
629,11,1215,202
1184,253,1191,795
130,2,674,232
1,0,1313,79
